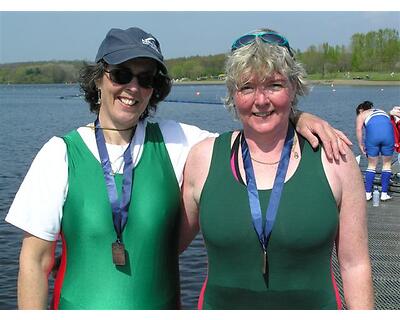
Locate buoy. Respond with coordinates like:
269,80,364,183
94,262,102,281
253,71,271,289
196,91,200,96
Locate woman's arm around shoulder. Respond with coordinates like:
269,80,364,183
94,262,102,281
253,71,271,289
293,111,352,161
322,144,374,309
179,137,216,253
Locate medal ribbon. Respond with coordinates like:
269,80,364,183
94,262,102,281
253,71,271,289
241,123,294,253
94,118,134,242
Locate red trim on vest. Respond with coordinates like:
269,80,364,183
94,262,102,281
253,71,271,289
52,233,67,310
197,275,208,310
330,255,343,310
230,153,239,182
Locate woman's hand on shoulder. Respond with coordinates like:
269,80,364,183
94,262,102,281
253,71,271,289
294,111,352,161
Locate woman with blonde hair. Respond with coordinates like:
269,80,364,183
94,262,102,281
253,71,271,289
181,29,374,309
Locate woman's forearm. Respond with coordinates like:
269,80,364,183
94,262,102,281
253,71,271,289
341,263,374,309
17,235,54,309
18,261,50,309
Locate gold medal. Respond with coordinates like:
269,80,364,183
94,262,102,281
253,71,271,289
112,241,126,266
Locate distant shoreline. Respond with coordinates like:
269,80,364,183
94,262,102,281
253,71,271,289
173,79,400,86
309,79,400,86
1,79,399,86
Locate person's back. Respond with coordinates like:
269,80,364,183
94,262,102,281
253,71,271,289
355,101,394,202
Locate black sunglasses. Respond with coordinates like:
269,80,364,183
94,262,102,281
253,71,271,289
105,68,156,88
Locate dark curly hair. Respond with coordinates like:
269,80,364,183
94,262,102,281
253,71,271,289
79,61,172,120
356,100,373,115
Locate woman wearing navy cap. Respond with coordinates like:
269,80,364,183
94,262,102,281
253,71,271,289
7,27,352,309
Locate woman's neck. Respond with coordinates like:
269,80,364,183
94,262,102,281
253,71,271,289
97,115,137,145
242,122,289,155
102,128,135,145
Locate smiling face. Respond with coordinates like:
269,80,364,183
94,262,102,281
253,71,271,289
96,58,157,129
233,72,295,136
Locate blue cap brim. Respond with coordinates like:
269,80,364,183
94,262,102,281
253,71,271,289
97,46,167,74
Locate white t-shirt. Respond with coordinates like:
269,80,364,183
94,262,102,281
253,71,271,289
5,119,214,241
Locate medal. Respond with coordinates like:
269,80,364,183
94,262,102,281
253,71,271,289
112,241,126,266
240,123,294,279
263,250,268,276
95,118,135,266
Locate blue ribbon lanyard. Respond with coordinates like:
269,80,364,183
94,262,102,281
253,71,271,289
94,118,134,242
241,124,294,258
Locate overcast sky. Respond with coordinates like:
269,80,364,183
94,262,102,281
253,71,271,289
1,10,399,64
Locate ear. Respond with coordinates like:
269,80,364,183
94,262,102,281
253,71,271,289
95,77,103,89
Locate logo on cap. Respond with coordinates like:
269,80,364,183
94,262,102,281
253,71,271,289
142,37,160,54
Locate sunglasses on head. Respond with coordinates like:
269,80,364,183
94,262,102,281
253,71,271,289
231,32,294,57
104,67,156,88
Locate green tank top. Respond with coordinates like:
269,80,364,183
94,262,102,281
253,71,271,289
53,123,180,309
199,131,340,310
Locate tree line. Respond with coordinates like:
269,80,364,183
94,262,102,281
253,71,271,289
297,28,400,76
0,60,88,84
1,28,399,84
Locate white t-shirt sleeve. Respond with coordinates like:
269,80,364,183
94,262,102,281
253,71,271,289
5,137,68,241
158,120,217,186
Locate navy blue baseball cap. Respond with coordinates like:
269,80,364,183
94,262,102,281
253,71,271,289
95,27,167,74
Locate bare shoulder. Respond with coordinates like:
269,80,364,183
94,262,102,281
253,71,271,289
182,136,217,207
185,136,216,182
356,112,366,123
321,143,363,204
187,136,216,164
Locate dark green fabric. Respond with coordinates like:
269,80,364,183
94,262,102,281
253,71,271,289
199,131,339,310
59,123,180,309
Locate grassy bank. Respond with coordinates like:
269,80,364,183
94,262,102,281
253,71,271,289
307,71,400,81
174,71,400,86
308,79,400,86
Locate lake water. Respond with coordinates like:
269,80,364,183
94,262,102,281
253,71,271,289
0,83,399,309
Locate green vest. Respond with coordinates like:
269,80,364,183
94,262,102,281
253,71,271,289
54,123,180,309
199,132,340,309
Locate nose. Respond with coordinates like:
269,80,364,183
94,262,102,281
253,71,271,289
253,86,270,106
124,76,141,91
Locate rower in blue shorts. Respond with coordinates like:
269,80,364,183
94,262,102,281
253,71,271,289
356,101,395,201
